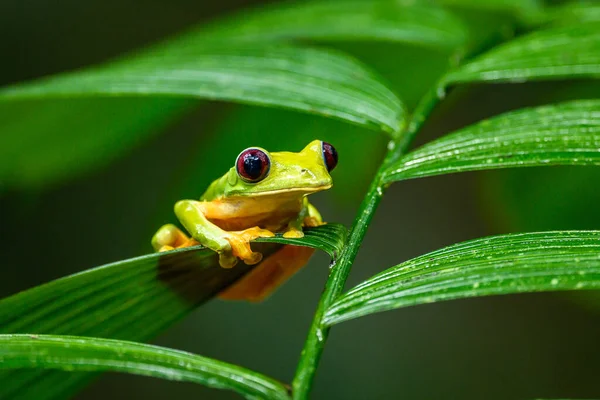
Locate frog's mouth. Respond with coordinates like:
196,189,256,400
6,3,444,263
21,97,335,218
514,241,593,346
250,184,332,197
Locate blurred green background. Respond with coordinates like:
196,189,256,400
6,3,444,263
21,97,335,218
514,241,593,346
1,1,599,399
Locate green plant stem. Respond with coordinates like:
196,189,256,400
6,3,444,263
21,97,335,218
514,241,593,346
291,88,441,399
291,165,385,400
291,27,493,396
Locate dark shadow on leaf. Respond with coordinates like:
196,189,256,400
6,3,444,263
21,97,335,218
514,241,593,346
156,243,283,304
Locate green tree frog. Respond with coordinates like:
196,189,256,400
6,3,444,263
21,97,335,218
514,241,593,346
152,140,337,301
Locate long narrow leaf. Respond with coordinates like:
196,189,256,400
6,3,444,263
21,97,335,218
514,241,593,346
0,335,289,400
0,224,346,399
443,23,600,85
437,0,542,15
324,231,600,326
0,45,404,134
0,0,469,190
0,44,405,188
193,0,467,49
382,100,600,183
530,3,600,26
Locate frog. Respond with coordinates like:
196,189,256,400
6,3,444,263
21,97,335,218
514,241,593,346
151,139,337,301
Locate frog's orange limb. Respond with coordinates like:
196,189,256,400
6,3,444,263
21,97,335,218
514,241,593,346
225,226,275,266
218,245,315,302
282,228,304,238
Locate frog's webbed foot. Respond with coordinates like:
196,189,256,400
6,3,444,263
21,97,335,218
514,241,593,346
221,227,275,268
152,224,199,252
282,216,325,238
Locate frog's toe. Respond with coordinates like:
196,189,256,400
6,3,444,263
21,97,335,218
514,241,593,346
224,232,264,267
283,228,304,239
218,251,238,269
239,226,275,240
245,251,263,265
235,247,263,266
158,245,175,252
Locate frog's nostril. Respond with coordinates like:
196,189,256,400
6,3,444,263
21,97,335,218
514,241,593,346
301,168,308,173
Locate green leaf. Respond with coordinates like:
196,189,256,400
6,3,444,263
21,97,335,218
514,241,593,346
382,100,600,183
183,0,468,112
0,335,289,400
323,231,600,326
0,44,405,134
0,43,405,188
442,23,600,85
530,3,600,27
254,224,347,259
194,0,468,49
0,223,346,399
436,0,542,15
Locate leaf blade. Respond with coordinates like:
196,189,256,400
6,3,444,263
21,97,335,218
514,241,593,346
194,0,468,49
383,100,600,183
0,335,289,400
0,224,346,399
437,0,542,15
530,3,600,27
324,231,600,326
0,42,405,187
0,45,405,135
442,23,600,85
1,0,479,189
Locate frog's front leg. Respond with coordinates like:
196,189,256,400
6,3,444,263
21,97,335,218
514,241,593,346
283,198,324,238
304,200,324,227
174,200,273,268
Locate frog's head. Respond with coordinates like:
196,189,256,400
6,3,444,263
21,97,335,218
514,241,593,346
221,140,337,198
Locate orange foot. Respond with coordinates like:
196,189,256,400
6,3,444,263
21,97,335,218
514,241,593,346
221,226,275,268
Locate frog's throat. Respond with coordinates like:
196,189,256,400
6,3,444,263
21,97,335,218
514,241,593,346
235,184,332,197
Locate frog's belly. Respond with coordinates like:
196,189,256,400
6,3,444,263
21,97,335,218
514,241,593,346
203,196,303,232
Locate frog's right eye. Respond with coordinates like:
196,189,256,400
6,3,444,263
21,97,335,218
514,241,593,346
236,148,270,183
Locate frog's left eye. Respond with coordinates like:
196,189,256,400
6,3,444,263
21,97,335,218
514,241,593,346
236,148,270,183
321,141,338,172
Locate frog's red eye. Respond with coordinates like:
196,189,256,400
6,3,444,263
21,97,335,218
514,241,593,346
236,148,270,183
322,141,338,172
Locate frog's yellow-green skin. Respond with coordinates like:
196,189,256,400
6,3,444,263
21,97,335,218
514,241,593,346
151,140,332,301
